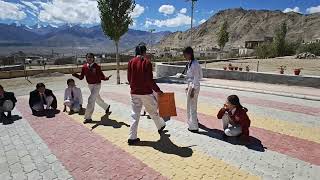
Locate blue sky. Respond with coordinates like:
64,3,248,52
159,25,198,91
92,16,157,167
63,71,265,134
0,0,319,32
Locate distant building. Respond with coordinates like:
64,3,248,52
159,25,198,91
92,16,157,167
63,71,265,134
239,36,273,56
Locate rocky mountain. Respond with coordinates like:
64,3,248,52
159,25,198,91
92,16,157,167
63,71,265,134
0,23,170,53
158,8,320,50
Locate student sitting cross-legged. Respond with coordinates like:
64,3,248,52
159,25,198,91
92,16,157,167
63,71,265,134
217,95,251,142
63,79,83,114
29,83,57,117
0,85,17,124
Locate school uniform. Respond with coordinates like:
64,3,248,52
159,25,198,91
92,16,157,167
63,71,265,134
29,89,57,114
127,56,165,140
186,59,203,131
73,63,109,120
0,91,17,121
217,107,251,137
64,86,83,112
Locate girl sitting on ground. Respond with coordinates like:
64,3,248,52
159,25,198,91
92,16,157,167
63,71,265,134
217,95,251,142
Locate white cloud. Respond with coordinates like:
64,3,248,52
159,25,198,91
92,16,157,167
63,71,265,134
145,13,191,28
306,5,320,14
283,7,300,13
209,10,214,14
159,5,175,15
131,4,144,18
0,0,26,20
199,19,206,24
21,1,38,12
180,8,187,14
38,0,100,25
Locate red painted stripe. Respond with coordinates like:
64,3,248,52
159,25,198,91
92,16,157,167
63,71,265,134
160,84,320,116
16,98,166,180
102,91,320,166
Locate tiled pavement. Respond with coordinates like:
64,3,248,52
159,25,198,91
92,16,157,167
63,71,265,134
1,80,320,180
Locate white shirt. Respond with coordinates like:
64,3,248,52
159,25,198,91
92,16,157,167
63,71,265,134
64,86,83,104
186,59,203,89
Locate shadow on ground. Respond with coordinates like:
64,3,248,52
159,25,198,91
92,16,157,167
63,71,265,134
32,109,60,118
90,114,130,130
131,130,194,158
198,123,266,152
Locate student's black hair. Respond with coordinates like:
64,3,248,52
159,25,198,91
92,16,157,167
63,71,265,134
36,83,45,89
183,46,195,68
67,79,75,85
227,95,248,111
135,43,147,57
86,53,95,58
0,85,3,90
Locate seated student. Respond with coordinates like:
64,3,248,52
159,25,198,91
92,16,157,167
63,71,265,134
0,85,17,124
63,79,83,114
29,83,57,116
217,95,251,141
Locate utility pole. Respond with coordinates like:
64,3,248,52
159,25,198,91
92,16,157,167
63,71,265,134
187,0,198,47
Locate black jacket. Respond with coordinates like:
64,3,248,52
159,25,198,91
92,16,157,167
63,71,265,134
0,92,17,107
29,89,57,109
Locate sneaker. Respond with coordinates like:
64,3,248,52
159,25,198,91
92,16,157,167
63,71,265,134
158,125,166,134
188,128,199,133
105,105,112,115
147,115,151,119
83,119,93,124
128,138,140,145
68,110,75,115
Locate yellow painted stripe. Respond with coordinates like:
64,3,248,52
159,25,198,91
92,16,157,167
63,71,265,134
172,93,320,144
59,102,259,180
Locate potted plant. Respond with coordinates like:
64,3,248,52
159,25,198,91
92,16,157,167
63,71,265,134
239,67,243,71
228,63,233,70
223,66,227,70
279,66,286,74
234,66,239,70
246,65,250,72
294,68,303,75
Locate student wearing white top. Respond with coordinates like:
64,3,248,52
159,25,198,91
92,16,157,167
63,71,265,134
63,79,83,114
183,47,203,133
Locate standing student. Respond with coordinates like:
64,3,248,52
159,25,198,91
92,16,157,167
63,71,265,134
63,79,83,114
0,85,17,124
127,43,166,145
29,83,57,116
183,47,203,133
72,53,111,124
217,95,251,141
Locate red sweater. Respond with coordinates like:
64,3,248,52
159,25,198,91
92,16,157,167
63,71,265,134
127,56,161,95
73,63,108,84
217,107,251,136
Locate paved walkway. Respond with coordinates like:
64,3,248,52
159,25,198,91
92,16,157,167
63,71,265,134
1,78,320,179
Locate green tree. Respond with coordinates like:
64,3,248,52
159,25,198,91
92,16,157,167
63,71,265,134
98,0,135,84
273,21,287,57
217,21,229,51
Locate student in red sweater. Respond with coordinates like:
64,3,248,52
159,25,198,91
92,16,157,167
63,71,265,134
72,53,111,124
127,43,166,145
217,95,251,141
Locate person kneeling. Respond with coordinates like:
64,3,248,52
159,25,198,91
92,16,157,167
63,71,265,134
63,79,83,114
0,85,17,124
217,95,251,142
29,83,57,117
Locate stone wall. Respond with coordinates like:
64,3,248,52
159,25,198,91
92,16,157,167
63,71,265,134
0,64,127,79
156,63,320,88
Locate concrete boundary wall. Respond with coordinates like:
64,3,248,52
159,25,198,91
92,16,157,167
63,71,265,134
156,63,320,88
0,64,128,79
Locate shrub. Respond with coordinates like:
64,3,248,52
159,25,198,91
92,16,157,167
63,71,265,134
298,42,320,56
255,43,276,59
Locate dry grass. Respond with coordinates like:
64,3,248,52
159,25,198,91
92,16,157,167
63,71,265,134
202,56,320,76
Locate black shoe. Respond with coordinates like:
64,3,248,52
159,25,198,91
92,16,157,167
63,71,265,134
158,125,166,134
128,138,140,145
147,115,151,119
83,119,93,124
105,105,112,115
188,128,199,133
0,113,5,123
68,110,75,115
